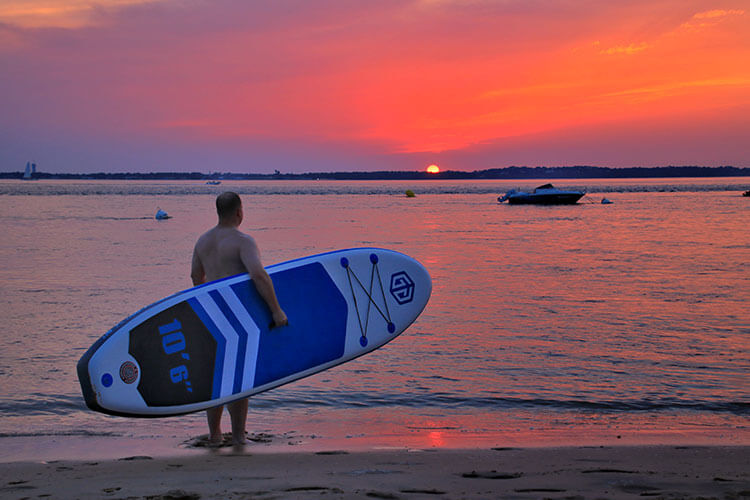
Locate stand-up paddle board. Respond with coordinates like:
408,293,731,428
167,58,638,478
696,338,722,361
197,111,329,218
77,248,431,417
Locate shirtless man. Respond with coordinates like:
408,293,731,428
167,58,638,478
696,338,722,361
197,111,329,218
191,191,288,446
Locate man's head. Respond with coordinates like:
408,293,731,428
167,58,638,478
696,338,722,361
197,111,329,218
216,191,243,225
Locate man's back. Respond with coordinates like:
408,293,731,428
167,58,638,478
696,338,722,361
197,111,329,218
193,226,258,282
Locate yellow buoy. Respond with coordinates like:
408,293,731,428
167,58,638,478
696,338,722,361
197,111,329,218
405,190,415,198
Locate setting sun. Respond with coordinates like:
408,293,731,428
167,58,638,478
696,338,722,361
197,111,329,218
426,164,440,174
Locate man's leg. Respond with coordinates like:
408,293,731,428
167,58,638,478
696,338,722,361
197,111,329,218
206,405,224,445
226,398,248,445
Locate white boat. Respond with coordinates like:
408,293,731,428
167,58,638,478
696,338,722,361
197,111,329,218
498,183,585,205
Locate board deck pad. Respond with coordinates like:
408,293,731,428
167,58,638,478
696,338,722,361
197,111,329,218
78,248,431,417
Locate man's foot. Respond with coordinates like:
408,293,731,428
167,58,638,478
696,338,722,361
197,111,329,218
231,432,247,447
207,433,224,448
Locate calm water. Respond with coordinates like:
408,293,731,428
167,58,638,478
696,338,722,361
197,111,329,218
0,178,748,457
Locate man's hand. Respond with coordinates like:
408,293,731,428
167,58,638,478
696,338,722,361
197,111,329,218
270,309,288,330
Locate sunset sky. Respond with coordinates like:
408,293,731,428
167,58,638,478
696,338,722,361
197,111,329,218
1,0,749,173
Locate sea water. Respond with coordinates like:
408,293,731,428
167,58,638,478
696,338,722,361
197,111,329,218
0,178,748,459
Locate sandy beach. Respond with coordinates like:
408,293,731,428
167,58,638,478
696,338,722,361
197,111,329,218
2,445,748,499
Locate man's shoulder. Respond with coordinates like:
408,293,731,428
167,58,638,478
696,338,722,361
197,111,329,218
235,230,258,248
194,228,216,247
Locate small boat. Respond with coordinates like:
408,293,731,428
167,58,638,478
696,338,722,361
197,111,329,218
206,180,221,185
743,190,750,197
498,183,585,205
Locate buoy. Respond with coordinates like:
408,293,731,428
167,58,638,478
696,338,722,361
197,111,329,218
155,208,170,220
405,190,415,198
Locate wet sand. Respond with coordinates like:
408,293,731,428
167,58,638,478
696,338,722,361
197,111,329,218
2,445,748,499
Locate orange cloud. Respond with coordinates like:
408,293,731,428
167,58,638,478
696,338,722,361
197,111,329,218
681,8,745,29
599,43,650,55
693,9,744,19
600,78,750,99
0,0,157,28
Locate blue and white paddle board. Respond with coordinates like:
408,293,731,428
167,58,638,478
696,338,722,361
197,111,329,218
77,248,431,417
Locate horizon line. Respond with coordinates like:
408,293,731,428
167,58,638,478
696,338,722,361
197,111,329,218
1,165,748,177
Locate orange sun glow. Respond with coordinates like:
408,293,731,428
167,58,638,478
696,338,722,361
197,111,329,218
426,164,440,174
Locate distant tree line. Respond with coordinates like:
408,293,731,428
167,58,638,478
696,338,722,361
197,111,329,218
1,165,747,180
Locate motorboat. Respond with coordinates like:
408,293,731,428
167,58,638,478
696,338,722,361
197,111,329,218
498,183,585,205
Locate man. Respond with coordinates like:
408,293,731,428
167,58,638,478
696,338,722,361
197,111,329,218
191,191,288,446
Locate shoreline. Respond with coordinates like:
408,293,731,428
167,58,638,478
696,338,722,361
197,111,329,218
2,445,748,499
3,406,748,464
2,419,748,464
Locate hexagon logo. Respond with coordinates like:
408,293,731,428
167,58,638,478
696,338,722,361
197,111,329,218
390,271,415,305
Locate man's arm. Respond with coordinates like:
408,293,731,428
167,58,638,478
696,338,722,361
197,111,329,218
190,245,206,287
239,236,288,328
